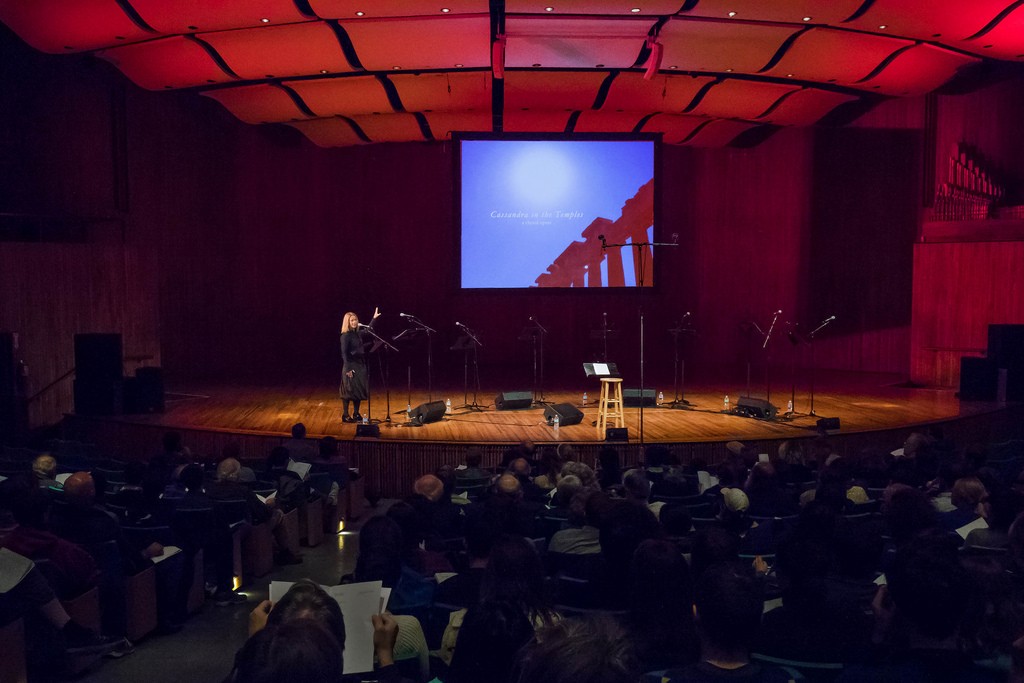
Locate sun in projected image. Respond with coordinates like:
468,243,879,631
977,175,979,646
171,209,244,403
509,145,574,206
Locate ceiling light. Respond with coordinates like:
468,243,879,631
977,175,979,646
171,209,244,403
320,69,328,74
727,11,737,17
879,24,887,29
393,66,401,70
260,17,270,23
802,16,812,21
441,7,451,12
454,63,463,67
545,6,554,11
786,73,794,77
532,63,541,67
630,7,641,12
355,11,365,16
669,65,678,69
725,68,733,72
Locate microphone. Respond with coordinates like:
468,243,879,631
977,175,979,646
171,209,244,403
774,310,783,315
826,315,836,322
529,316,535,322
682,311,691,319
357,323,371,329
455,321,468,329
399,312,414,318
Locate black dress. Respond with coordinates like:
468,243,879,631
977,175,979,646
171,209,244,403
339,329,369,400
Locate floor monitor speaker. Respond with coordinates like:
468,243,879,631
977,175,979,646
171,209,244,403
494,391,532,410
605,427,629,441
959,356,998,401
409,400,446,425
544,403,584,426
355,423,381,438
623,388,656,407
74,333,123,382
816,417,841,431
735,396,778,420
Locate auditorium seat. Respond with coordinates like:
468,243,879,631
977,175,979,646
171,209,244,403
241,520,274,578
280,508,301,556
301,497,324,547
125,564,158,642
0,618,27,683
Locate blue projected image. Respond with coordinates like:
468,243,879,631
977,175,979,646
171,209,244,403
460,139,655,289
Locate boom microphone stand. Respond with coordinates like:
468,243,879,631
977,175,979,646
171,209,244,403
807,315,836,417
398,312,437,403
360,324,398,425
668,312,695,409
763,309,782,408
453,321,484,411
599,231,678,446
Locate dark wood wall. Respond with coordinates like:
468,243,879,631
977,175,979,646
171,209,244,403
6,25,1021,428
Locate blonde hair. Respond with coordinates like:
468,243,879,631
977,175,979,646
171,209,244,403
341,311,358,334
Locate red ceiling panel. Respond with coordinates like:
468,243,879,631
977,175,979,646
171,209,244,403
761,88,859,126
503,71,609,111
639,113,709,144
765,27,915,85
286,117,366,147
600,72,717,113
659,18,799,73
0,0,149,53
285,76,396,117
506,1,686,15
504,16,653,69
422,112,493,139
201,84,309,124
96,37,231,90
502,110,574,132
572,110,648,133
957,7,1024,61
843,1,1015,51
349,112,427,143
388,72,492,113
340,15,491,71
858,43,981,96
129,0,309,34
201,23,355,80
685,119,758,147
689,80,802,121
309,1,488,19
682,0,865,24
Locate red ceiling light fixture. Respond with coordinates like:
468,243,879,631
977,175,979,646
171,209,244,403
492,33,506,79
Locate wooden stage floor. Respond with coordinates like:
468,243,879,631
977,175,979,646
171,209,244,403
106,371,1001,445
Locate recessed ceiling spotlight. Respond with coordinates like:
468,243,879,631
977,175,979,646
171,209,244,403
320,69,328,74
393,65,401,70
727,11,737,17
355,11,365,16
802,16,812,22
454,63,463,67
725,68,733,72
532,63,541,67
630,7,641,12
441,7,451,12
786,73,794,77
879,24,888,29
596,63,605,68
669,65,678,69
545,6,554,11
260,17,270,23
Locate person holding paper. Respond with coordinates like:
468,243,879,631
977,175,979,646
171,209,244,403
339,306,381,423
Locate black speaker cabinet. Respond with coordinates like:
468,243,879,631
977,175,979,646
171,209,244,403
74,378,123,416
124,367,165,414
735,396,778,420
988,324,1024,371
0,332,16,396
816,417,841,431
74,333,123,382
409,400,446,425
605,427,629,441
355,423,381,438
494,391,532,410
959,356,998,401
623,388,656,407
544,403,584,426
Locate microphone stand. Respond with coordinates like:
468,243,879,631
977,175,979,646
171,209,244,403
668,315,695,409
763,310,782,408
361,326,398,425
402,315,437,403
743,321,764,399
454,323,484,412
807,315,836,417
528,317,549,406
601,233,678,446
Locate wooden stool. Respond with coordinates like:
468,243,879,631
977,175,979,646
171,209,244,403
596,377,624,436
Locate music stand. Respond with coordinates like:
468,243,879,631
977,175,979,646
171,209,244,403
391,327,424,417
450,330,483,412
583,362,621,378
667,322,696,409
365,331,398,425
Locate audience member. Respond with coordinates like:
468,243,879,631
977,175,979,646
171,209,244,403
511,615,639,683
281,422,318,463
31,454,59,489
446,599,534,683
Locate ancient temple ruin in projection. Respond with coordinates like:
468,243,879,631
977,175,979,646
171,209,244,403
533,179,654,288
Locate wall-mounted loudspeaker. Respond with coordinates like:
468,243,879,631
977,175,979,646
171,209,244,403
494,391,532,410
409,400,446,425
735,396,778,420
544,403,584,426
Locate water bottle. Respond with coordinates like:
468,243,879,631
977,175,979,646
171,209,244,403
786,399,794,414
724,394,730,412
406,402,412,417
582,391,588,407
553,413,560,434
657,391,664,406
445,398,452,414
362,414,368,425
